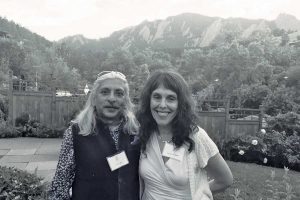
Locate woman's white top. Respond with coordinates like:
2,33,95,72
140,132,192,200
139,127,219,200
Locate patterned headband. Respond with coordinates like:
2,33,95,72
97,71,127,82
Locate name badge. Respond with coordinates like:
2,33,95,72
162,142,185,161
106,151,129,171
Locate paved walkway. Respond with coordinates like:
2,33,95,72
0,137,62,183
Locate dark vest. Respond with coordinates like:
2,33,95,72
71,121,140,200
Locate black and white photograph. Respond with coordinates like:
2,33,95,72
0,0,299,199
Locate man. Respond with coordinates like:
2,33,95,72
48,71,140,200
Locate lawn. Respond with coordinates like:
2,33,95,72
214,161,300,200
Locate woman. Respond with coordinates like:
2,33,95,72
48,71,140,200
137,70,233,200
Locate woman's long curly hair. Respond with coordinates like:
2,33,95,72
137,70,198,153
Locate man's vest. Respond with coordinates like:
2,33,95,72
71,121,140,200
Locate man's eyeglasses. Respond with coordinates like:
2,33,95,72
97,71,127,81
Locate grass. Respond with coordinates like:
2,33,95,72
214,161,300,200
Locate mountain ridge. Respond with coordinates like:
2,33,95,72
92,13,300,50
1,13,300,51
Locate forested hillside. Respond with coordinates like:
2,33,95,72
0,13,300,117
0,17,82,91
0,17,51,49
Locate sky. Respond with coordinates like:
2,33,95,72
0,0,299,41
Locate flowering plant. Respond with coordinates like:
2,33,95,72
0,166,48,199
222,130,300,171
251,139,258,145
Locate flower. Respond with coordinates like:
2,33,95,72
260,129,266,134
271,170,275,180
251,139,258,145
234,188,241,196
263,158,268,164
238,150,245,155
284,166,289,172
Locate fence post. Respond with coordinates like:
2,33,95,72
50,74,56,131
18,78,21,91
259,105,263,130
224,98,230,142
8,70,14,126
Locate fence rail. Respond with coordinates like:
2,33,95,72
195,99,263,146
6,71,88,128
229,107,262,120
5,72,263,146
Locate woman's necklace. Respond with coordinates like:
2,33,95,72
157,133,172,143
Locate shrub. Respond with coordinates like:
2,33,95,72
15,113,30,127
0,109,5,121
0,120,20,138
263,86,299,116
0,94,8,120
261,130,289,168
231,83,271,109
223,135,267,165
13,116,65,138
284,135,300,171
25,123,65,138
0,166,48,199
223,130,300,171
266,112,300,135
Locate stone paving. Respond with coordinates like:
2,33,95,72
0,137,62,182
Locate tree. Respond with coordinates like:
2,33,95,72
34,47,82,91
0,57,9,85
248,42,265,65
133,53,147,66
281,33,289,46
179,49,206,82
285,66,300,89
59,45,107,83
232,83,271,108
270,46,293,67
101,48,136,75
212,42,250,97
263,86,299,116
0,39,25,76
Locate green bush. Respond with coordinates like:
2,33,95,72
25,124,65,138
0,166,48,199
0,118,65,138
0,94,8,120
0,121,20,138
266,112,300,135
223,135,266,165
284,135,300,170
223,130,300,172
15,113,30,127
16,117,66,138
263,86,299,116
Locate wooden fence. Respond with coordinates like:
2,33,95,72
195,99,263,148
5,72,263,144
7,71,87,128
9,91,86,128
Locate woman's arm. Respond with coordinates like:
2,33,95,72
48,127,76,200
205,153,233,194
